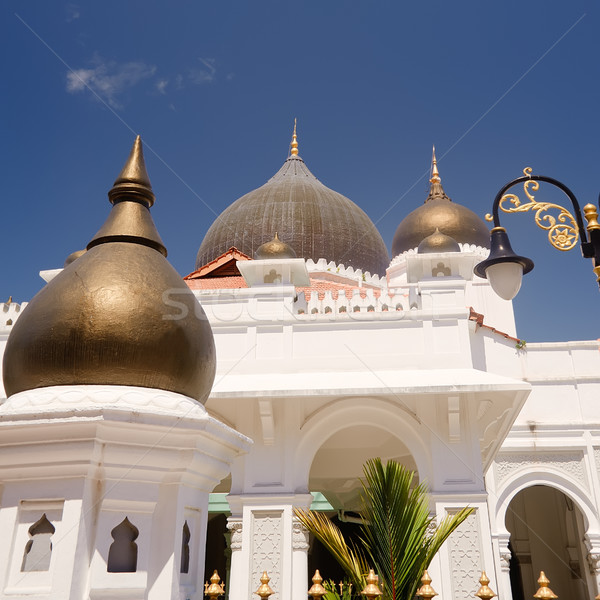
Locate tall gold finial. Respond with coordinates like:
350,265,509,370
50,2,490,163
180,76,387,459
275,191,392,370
533,571,558,599
290,118,299,156
430,146,441,184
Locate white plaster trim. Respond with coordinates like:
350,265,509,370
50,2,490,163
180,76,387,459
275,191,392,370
1,385,208,419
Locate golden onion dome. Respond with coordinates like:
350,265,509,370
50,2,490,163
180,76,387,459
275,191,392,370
392,149,490,257
417,228,460,253
254,232,297,259
196,123,390,275
3,136,216,403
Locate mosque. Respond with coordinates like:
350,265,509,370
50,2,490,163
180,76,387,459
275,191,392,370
1,127,599,600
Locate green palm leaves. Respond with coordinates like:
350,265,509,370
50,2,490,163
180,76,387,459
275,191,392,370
295,459,472,600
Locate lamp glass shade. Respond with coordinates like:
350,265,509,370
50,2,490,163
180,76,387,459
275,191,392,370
486,261,523,301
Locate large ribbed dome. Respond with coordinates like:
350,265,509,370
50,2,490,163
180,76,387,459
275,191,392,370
196,130,390,275
392,151,490,257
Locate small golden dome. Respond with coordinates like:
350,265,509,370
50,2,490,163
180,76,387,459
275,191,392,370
417,228,460,254
392,149,490,256
3,136,216,403
63,249,86,267
254,233,297,259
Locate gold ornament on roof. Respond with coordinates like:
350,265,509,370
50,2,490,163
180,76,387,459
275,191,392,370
475,571,497,600
485,167,579,251
204,570,225,599
255,571,274,600
416,570,437,599
361,569,383,600
308,570,327,600
533,571,558,599
430,146,441,184
290,118,299,156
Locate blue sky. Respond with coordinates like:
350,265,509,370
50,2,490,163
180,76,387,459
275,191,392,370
1,1,598,342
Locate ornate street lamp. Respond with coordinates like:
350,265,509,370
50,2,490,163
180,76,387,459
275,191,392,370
474,168,600,300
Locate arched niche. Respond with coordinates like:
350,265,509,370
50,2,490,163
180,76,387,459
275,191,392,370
504,485,592,600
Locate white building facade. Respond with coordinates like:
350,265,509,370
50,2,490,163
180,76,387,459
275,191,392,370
1,134,599,600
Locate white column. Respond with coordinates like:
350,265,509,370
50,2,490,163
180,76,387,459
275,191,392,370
492,533,513,600
292,518,310,600
226,519,244,600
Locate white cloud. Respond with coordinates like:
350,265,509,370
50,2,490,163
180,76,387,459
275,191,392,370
66,4,80,22
66,57,156,108
156,79,169,94
188,57,216,85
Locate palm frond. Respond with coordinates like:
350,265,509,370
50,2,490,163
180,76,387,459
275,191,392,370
293,508,369,591
296,459,473,600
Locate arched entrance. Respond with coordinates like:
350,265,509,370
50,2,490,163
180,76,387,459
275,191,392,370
505,485,591,600
306,424,418,583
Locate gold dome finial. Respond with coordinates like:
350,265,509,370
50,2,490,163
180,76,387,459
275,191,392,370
425,146,450,203
108,135,155,207
430,146,441,184
88,135,166,255
290,118,299,156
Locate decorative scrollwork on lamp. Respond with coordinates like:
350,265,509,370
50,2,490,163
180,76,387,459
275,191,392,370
485,168,579,251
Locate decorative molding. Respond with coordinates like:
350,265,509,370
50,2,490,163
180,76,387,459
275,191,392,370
448,510,482,600
226,520,243,551
494,451,587,489
292,518,310,551
2,385,208,419
305,258,382,287
250,511,283,600
588,551,600,575
389,244,489,266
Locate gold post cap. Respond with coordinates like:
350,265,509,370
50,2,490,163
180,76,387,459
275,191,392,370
361,569,383,600
255,571,275,600
475,571,497,600
308,569,327,599
584,203,600,231
533,571,558,599
290,118,299,156
204,570,225,599
416,570,438,599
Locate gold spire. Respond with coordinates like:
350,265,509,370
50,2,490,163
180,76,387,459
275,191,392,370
425,145,450,203
108,135,155,207
290,118,299,156
88,135,166,256
430,146,441,184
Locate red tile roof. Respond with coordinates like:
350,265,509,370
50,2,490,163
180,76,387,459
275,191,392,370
184,247,250,280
